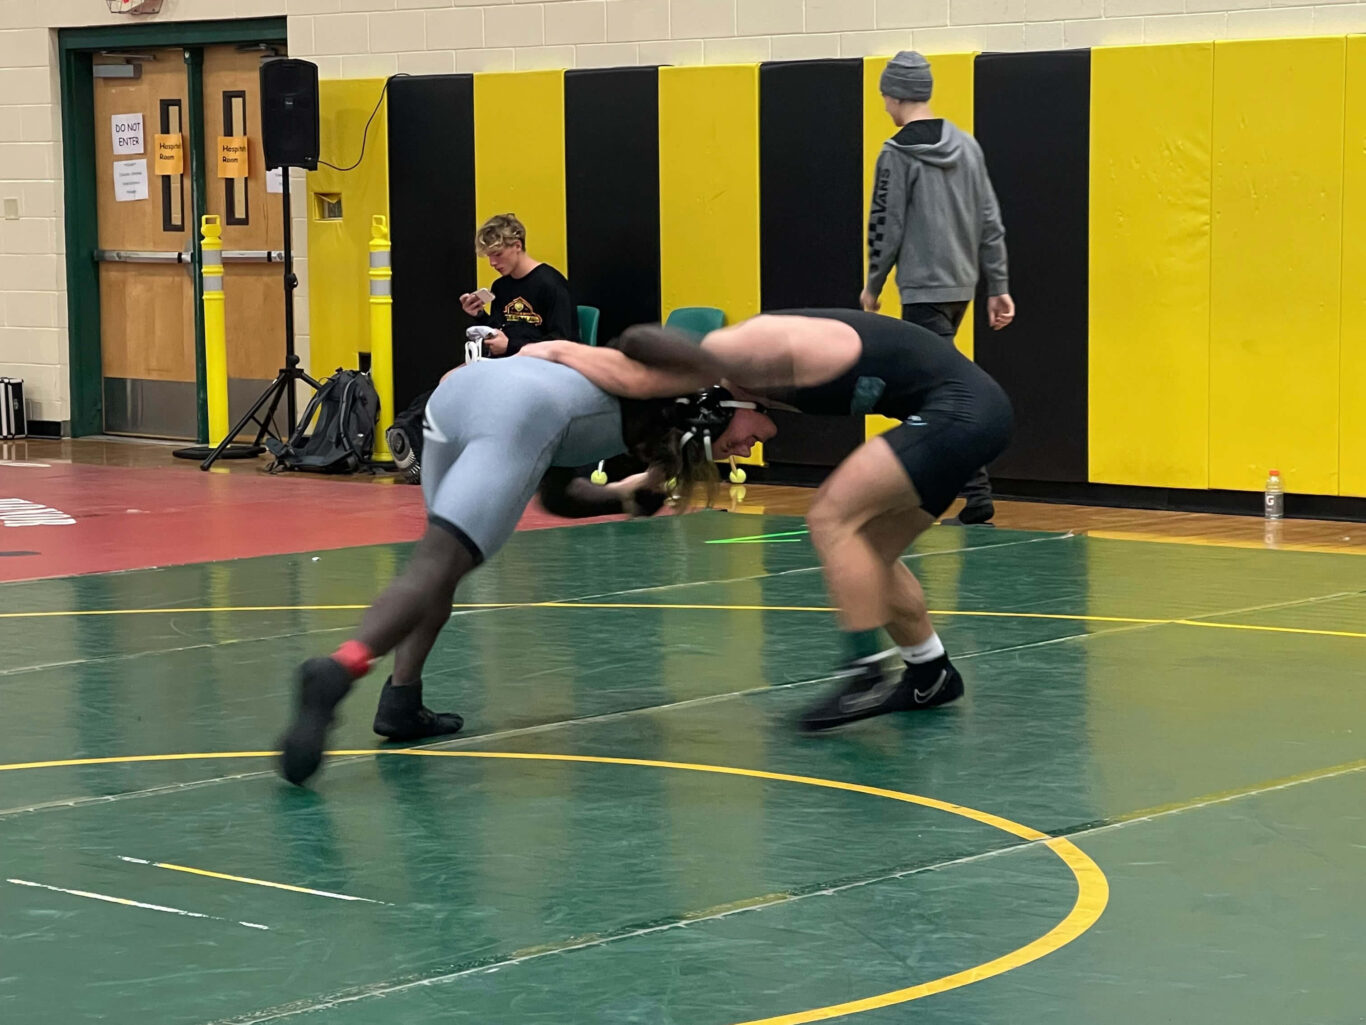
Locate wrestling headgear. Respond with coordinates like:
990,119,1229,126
671,387,765,466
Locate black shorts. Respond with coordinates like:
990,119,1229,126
879,375,1014,518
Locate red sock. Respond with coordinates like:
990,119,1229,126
331,640,374,679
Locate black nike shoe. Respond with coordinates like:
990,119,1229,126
899,654,964,709
279,657,354,785
799,658,906,732
799,654,963,731
387,427,420,484
372,677,464,742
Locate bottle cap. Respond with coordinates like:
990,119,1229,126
1270,469,1280,476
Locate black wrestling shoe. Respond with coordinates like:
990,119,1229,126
279,657,354,785
800,658,905,732
372,677,464,742
953,500,995,525
900,654,964,709
386,426,421,484
798,655,963,731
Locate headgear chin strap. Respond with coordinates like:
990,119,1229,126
673,387,765,469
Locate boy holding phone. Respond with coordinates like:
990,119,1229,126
388,214,579,483
459,213,578,357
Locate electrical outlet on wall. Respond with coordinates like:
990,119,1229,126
2,198,18,221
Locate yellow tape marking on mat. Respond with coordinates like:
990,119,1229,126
0,749,1107,1024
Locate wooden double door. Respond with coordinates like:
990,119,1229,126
94,44,287,439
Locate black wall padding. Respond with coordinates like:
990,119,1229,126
387,74,477,412
764,412,865,470
759,59,864,311
564,67,661,343
972,50,1090,482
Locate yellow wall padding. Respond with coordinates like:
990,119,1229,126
1340,35,1366,498
307,78,390,379
658,64,761,328
864,53,975,442
1209,37,1345,495
473,70,568,291
658,64,765,468
1089,43,1213,490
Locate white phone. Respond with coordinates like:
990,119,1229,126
475,287,495,304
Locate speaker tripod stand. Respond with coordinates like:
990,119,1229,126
191,353,321,471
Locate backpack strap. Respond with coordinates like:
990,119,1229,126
335,374,362,466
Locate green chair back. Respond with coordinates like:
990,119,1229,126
664,306,726,340
577,305,601,346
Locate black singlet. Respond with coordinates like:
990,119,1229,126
761,309,986,419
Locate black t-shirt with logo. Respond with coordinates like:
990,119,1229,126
477,263,579,355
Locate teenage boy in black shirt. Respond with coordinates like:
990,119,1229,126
459,213,579,355
387,214,580,482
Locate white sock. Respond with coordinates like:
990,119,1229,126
900,633,945,665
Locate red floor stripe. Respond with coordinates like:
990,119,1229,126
0,463,626,583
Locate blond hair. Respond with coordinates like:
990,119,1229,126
475,213,526,256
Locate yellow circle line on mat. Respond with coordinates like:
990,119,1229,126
0,749,1108,1024
1,601,1364,642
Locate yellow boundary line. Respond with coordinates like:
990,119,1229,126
1086,528,1366,557
0,749,1108,1024
120,857,383,904
1,601,1364,641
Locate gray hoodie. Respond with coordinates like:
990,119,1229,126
867,119,1009,305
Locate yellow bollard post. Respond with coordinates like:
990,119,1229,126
201,215,229,446
369,214,395,461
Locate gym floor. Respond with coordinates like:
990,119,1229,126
1,438,1362,1024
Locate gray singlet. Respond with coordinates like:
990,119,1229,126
421,357,627,559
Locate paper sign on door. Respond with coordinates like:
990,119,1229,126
154,133,183,175
113,159,149,202
111,112,144,155
218,136,249,178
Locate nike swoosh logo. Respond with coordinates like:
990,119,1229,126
422,403,448,444
838,677,898,714
913,671,948,705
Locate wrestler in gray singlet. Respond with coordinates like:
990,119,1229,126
421,357,627,561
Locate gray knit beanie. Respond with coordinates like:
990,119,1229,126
879,50,933,102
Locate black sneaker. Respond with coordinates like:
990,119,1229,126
799,655,963,731
954,500,995,526
279,657,354,785
799,658,905,732
900,654,964,709
372,677,464,742
387,427,420,484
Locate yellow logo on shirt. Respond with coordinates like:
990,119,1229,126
503,297,543,326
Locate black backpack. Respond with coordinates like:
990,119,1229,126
266,369,380,474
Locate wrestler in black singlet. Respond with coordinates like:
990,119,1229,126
763,309,1013,517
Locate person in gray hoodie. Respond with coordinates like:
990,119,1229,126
863,50,1014,525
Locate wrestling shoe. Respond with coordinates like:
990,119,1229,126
372,677,464,742
799,654,963,731
944,500,995,527
279,657,353,785
899,654,964,709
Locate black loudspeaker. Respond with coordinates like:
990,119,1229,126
260,58,319,170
